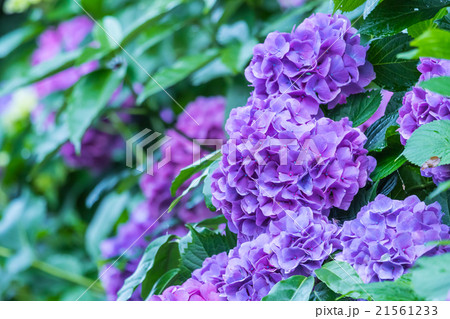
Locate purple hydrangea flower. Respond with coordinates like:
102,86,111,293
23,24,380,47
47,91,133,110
278,0,305,9
212,104,375,238
223,234,282,301
32,16,98,98
100,97,226,299
60,128,123,171
337,194,450,283
244,13,375,108
151,252,228,301
268,207,341,277
101,260,141,301
397,58,450,184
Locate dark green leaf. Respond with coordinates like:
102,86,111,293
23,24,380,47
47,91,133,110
408,8,448,38
263,276,314,301
80,0,104,18
141,241,180,299
147,268,180,298
436,13,450,30
363,0,381,19
178,225,236,280
117,235,176,301
420,76,450,97
403,120,450,166
359,0,450,37
67,67,126,152
327,90,382,127
170,150,221,197
138,49,219,104
411,253,450,300
0,24,43,59
371,151,407,181
310,282,340,301
367,34,420,91
193,215,227,230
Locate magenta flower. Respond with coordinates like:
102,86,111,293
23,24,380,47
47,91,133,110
244,13,375,108
337,194,450,283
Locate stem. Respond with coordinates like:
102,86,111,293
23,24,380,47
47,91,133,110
0,246,104,294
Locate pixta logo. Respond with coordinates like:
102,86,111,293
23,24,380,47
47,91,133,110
126,129,172,175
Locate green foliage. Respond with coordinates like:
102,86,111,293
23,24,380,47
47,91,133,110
400,29,450,60
262,275,314,301
332,0,365,13
359,0,450,37
420,76,450,96
403,120,450,166
326,89,382,127
367,34,421,91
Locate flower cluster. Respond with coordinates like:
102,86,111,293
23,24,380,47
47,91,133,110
212,112,375,239
101,260,141,301
337,194,450,283
32,16,97,98
277,0,305,9
244,13,375,108
100,96,226,300
397,58,450,185
151,252,228,301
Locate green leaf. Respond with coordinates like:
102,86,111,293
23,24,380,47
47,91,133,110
0,49,82,97
203,160,220,211
365,92,404,152
178,226,237,280
400,29,450,60
170,150,222,197
80,0,104,18
169,171,208,212
117,235,176,301
354,275,419,301
371,156,406,181
310,282,340,301
315,261,369,300
436,13,450,31
408,8,448,38
0,24,43,59
137,49,219,104
420,76,450,97
147,268,180,298
403,120,450,166
367,34,420,91
327,90,382,127
359,0,450,37
85,192,129,261
411,253,450,300
363,0,381,19
429,179,450,199
66,67,126,153
262,276,314,301
333,0,365,13
193,215,227,230
141,241,180,299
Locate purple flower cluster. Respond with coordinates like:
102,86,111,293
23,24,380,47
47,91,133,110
101,260,141,301
397,58,450,184
100,96,226,300
245,13,375,108
151,252,228,301
212,112,375,239
32,16,98,98
277,0,305,9
337,194,450,283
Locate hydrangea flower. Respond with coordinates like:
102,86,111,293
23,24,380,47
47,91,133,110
212,106,375,238
60,128,123,171
101,260,141,301
277,0,305,9
100,97,226,299
244,13,375,108
223,234,282,301
150,252,228,301
337,194,450,283
268,207,341,277
32,16,98,98
397,58,450,184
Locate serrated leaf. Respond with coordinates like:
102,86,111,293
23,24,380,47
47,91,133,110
411,253,450,301
117,235,176,301
403,120,450,167
178,226,236,280
263,275,314,301
363,0,381,19
315,261,369,300
66,67,125,153
420,76,450,97
359,0,450,37
138,49,219,104
327,90,382,127
170,150,221,197
367,34,420,91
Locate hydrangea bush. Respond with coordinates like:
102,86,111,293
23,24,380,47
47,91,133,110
0,0,449,303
